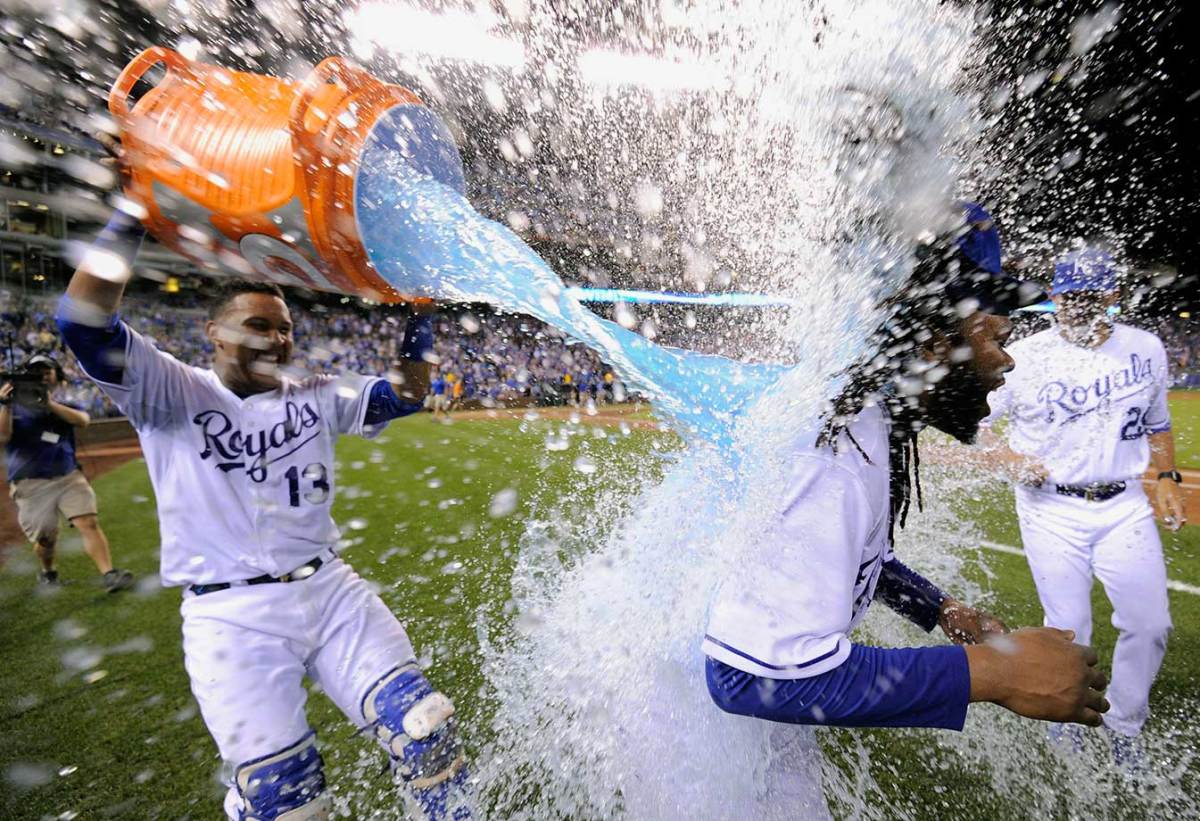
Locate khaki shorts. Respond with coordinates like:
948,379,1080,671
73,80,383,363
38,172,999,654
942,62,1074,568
10,469,97,543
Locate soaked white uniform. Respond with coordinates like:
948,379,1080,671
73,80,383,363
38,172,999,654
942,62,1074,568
699,405,892,820
986,322,1173,736
704,404,892,677
85,324,416,811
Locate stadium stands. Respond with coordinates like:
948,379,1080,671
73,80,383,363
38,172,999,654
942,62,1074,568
0,289,625,417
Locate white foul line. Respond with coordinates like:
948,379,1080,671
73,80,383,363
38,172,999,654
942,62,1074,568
976,540,1200,597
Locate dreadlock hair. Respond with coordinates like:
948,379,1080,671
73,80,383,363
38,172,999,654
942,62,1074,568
816,240,976,541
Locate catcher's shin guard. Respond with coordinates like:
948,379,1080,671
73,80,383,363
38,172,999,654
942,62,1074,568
234,731,330,820
362,664,471,819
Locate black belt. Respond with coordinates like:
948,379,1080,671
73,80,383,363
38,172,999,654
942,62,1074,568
188,551,333,597
1055,481,1126,502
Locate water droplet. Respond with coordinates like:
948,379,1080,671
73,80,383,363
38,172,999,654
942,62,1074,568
489,488,518,518
482,78,507,113
633,180,664,218
4,762,54,789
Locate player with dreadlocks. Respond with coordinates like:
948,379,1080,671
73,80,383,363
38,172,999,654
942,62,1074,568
702,203,1111,762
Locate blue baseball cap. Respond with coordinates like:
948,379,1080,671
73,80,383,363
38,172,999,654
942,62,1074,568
956,200,1002,275
930,200,1044,314
1051,249,1117,295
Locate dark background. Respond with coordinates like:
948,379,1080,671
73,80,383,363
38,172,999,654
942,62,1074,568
1,0,1196,309
979,0,1198,310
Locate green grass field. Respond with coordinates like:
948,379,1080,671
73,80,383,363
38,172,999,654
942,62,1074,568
1169,392,1200,469
1,410,1198,819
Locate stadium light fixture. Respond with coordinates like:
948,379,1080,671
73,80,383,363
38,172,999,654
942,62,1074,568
565,286,798,307
1018,300,1120,316
577,48,726,94
344,3,526,68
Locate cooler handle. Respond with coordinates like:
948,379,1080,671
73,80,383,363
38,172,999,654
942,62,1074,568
108,47,190,120
289,57,377,138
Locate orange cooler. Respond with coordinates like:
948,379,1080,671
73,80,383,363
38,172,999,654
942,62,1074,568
108,47,460,302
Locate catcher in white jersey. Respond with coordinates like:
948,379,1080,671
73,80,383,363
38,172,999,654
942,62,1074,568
984,248,1185,759
57,210,472,821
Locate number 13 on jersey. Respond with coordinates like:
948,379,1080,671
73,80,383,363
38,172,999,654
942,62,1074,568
286,463,330,507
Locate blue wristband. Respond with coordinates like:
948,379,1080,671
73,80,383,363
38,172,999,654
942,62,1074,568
400,314,434,362
875,558,948,632
92,210,147,264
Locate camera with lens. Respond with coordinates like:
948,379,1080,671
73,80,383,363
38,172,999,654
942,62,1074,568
1,355,61,410
1,369,50,409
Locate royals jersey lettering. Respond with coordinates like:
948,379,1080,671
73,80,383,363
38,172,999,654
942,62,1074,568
986,323,1171,485
703,404,892,679
86,324,383,586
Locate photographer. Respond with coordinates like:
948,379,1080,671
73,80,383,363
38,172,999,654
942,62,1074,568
0,355,132,591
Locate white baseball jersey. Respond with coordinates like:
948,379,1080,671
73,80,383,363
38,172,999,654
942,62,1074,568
703,404,892,679
986,323,1171,485
91,324,385,586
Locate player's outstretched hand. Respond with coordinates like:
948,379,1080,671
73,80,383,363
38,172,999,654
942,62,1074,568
937,598,1007,645
94,130,135,193
1156,477,1187,532
965,627,1109,726
1015,459,1049,487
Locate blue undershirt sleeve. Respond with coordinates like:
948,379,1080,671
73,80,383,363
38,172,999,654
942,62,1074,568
875,558,948,633
54,210,147,385
55,297,129,385
707,643,971,731
363,380,424,425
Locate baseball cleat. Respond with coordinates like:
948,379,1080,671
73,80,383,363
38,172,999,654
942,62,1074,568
1107,728,1148,777
104,568,134,593
1046,723,1085,754
38,569,60,586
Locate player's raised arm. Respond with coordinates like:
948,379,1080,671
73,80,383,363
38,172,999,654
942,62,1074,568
350,308,436,434
389,305,435,403
56,208,144,393
65,132,143,319
65,208,145,319
57,204,187,430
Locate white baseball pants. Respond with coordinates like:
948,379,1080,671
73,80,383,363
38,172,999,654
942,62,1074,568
1015,483,1172,737
179,557,417,818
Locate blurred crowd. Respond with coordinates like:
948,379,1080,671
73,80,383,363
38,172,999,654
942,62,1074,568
1,288,1195,418
1155,316,1200,389
430,312,620,408
0,290,625,418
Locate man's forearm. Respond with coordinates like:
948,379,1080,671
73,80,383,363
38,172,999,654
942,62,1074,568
974,428,1047,484
390,313,434,401
875,558,947,632
66,210,145,319
708,643,970,730
1149,430,1176,474
48,400,89,428
390,360,431,403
